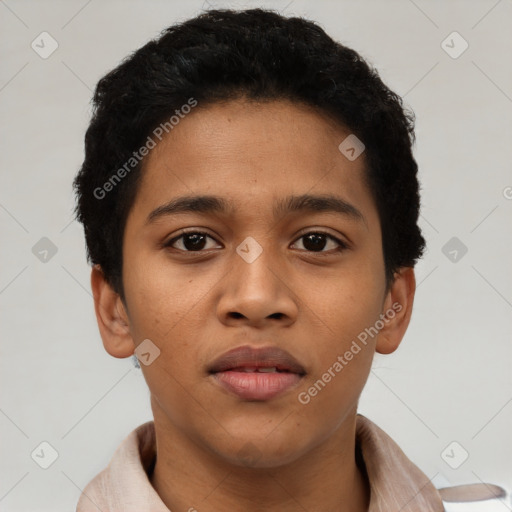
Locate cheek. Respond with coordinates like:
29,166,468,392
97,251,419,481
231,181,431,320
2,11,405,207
306,263,384,341
122,250,211,382
297,351,373,436
122,248,210,337
297,301,377,426
301,261,383,404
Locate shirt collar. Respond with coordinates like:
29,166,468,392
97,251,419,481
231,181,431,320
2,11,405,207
77,413,444,511
355,414,444,511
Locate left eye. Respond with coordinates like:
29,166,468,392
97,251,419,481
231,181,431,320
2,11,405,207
164,231,347,253
291,232,347,253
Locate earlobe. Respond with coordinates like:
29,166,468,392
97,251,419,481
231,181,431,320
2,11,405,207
375,267,416,355
90,264,135,359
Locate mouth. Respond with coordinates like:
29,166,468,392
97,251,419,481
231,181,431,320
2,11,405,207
208,345,306,401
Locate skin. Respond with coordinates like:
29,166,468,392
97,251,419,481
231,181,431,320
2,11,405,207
91,98,416,512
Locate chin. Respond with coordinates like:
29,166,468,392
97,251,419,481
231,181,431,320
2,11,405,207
212,435,310,470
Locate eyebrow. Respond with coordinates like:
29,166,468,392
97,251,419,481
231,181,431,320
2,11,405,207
145,193,366,226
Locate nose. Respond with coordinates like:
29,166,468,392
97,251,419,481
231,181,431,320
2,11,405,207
215,242,299,328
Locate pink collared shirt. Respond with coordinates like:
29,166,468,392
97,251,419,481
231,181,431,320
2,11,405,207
76,413,445,511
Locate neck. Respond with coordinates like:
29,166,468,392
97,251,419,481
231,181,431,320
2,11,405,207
149,400,370,512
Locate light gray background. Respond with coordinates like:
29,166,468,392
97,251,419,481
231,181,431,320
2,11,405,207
1,0,511,510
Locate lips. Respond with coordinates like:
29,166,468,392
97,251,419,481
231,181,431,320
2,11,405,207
208,345,306,375
208,345,306,401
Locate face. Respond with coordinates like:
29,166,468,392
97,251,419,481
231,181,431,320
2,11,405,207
118,98,394,467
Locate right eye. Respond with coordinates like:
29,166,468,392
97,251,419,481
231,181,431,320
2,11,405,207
164,231,222,252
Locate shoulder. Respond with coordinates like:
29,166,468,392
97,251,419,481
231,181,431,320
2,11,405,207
76,421,160,512
438,483,509,511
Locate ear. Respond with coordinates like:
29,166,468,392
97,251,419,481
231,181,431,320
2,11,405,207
375,267,416,355
90,264,135,358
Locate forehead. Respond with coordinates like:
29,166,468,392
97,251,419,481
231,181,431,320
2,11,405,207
128,98,376,226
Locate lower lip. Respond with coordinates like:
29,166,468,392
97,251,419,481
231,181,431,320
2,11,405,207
212,371,303,401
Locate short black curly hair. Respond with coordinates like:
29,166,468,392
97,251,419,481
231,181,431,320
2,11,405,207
73,7,425,303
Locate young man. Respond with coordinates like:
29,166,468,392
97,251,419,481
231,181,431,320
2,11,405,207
72,7,473,512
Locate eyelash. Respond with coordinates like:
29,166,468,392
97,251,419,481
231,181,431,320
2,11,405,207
163,229,349,254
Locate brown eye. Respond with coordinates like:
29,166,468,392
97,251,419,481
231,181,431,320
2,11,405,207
164,230,348,254
292,232,347,253
165,232,220,252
